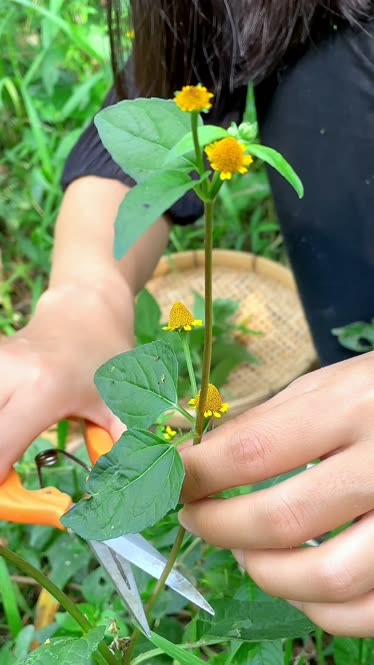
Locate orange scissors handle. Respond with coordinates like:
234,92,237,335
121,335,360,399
0,422,114,530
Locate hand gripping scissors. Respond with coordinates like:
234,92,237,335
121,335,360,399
0,422,213,636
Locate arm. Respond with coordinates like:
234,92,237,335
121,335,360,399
49,175,170,302
0,176,170,481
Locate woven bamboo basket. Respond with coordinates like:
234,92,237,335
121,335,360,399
146,249,317,428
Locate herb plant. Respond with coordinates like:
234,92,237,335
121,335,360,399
58,84,305,660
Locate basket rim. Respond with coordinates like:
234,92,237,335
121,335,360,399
152,249,297,291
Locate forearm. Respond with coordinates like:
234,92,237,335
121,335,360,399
49,176,170,306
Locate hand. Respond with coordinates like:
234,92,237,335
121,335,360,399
0,282,133,482
179,353,374,637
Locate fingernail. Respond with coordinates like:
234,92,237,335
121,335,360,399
232,549,246,568
178,509,199,536
286,599,303,611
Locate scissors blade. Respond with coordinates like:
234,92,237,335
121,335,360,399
104,534,214,616
90,540,151,637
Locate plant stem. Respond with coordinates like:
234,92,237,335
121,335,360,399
193,198,214,445
283,639,293,665
191,113,205,178
358,638,365,665
0,545,117,665
315,628,326,665
173,431,193,448
123,527,186,664
180,333,197,396
175,404,195,425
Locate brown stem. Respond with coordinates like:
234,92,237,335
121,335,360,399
193,198,214,445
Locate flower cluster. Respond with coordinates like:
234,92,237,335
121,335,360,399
163,426,177,442
163,302,203,332
173,85,214,113
189,384,229,419
205,137,253,181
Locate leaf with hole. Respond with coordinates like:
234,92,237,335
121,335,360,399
16,626,105,665
197,598,314,641
113,170,200,258
61,430,185,539
94,341,179,429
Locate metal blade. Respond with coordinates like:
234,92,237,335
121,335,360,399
90,540,151,637
104,534,214,615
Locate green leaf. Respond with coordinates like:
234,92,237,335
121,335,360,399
210,342,259,388
213,299,240,323
149,631,206,665
198,599,314,641
333,637,360,665
94,341,178,429
17,626,105,665
61,430,185,539
193,291,205,321
165,125,229,165
248,641,283,665
0,557,23,638
135,289,161,345
245,144,304,199
114,170,198,258
47,533,91,589
95,98,196,182
332,320,374,353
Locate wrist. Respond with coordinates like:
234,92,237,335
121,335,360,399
37,274,135,343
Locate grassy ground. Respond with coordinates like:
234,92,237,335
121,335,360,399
0,3,372,665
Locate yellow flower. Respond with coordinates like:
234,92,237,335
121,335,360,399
188,384,229,419
205,137,253,180
173,85,214,113
125,30,135,39
163,426,177,442
163,302,203,332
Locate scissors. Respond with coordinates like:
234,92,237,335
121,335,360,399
0,421,213,637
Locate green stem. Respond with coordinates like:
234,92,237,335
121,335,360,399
180,333,197,396
193,198,214,445
358,639,365,665
191,112,204,175
175,404,195,425
191,112,208,197
315,628,326,665
173,431,193,448
0,545,117,665
283,639,293,665
209,171,223,200
123,527,186,664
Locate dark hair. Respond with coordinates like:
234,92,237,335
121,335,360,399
107,0,372,99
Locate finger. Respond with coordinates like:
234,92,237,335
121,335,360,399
287,591,374,638
0,389,59,482
179,447,374,548
232,511,374,603
181,384,355,503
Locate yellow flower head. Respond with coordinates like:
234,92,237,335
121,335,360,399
205,137,253,180
125,29,135,40
163,302,203,332
163,426,177,442
188,384,229,419
173,85,214,113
